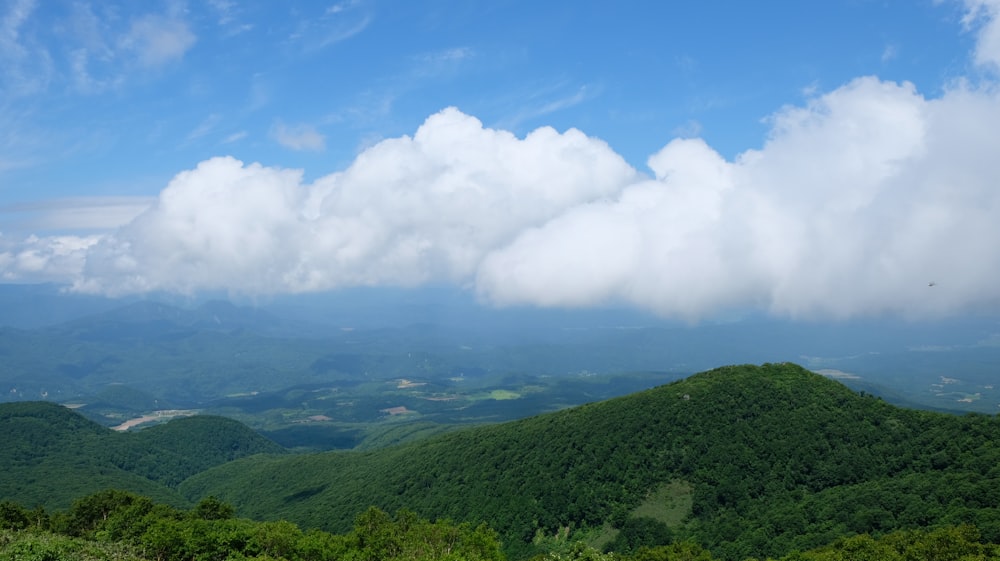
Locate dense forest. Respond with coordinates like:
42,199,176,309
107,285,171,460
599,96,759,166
1,491,997,561
178,363,1000,559
3,363,1000,560
0,402,283,508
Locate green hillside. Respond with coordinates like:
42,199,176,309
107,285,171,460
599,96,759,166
177,363,1000,560
2,493,996,561
0,402,284,509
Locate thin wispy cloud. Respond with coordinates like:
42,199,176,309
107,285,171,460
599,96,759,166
882,43,899,63
271,121,325,151
0,196,153,233
411,47,474,76
120,14,196,67
290,1,372,51
222,131,248,144
187,113,223,141
498,84,596,130
0,0,53,96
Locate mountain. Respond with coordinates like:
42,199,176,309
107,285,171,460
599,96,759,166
0,284,135,329
176,363,1000,560
3,289,1000,416
0,401,285,509
0,301,334,406
48,299,292,342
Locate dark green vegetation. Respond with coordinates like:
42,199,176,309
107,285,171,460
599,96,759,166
4,363,1000,560
172,363,1000,560
2,492,998,561
0,402,283,509
0,491,504,561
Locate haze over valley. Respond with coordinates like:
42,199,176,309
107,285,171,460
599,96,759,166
3,1,1000,560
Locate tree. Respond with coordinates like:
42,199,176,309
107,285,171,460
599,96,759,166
190,496,235,521
605,517,673,554
63,489,150,538
0,500,31,530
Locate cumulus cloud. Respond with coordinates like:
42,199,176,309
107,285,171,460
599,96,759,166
5,77,1000,319
479,76,1000,320
5,2,1000,320
0,233,99,283
72,109,636,295
56,78,1000,318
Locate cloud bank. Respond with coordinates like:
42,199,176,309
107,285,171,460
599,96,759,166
5,4,1000,320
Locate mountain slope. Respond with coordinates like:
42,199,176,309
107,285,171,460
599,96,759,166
177,363,1000,560
0,402,284,508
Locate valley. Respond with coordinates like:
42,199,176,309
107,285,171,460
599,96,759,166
2,293,1000,559
3,295,1000,454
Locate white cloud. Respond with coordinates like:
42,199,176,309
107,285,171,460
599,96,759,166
69,108,636,295
290,1,371,51
497,83,596,130
0,0,53,95
963,0,1000,69
0,233,99,283
223,131,248,144
412,47,474,76
881,43,899,63
6,2,1000,320
0,197,153,232
5,78,1000,319
478,76,1000,319
120,13,196,67
271,121,326,151
187,113,222,140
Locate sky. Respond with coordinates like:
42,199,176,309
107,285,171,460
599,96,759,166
1,0,1000,321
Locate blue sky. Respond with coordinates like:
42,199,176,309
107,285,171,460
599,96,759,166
2,0,1000,321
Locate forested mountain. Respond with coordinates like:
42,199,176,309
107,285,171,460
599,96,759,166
177,363,1000,560
0,402,284,508
4,363,1000,560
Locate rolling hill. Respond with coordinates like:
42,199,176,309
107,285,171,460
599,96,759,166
0,401,284,509
175,363,1000,560
4,363,1000,560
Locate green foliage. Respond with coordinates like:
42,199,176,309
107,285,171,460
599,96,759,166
767,524,1000,561
605,518,673,555
61,489,154,538
0,528,146,561
349,506,505,561
538,542,619,560
8,363,1000,561
1,494,505,561
177,363,1000,560
628,541,715,561
0,501,32,531
0,401,284,510
190,496,236,521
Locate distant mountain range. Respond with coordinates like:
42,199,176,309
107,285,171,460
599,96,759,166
2,283,999,426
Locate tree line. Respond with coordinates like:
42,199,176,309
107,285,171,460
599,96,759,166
2,490,998,561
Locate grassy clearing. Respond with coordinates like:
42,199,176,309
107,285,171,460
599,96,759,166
580,480,694,551
468,389,522,401
631,480,694,528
